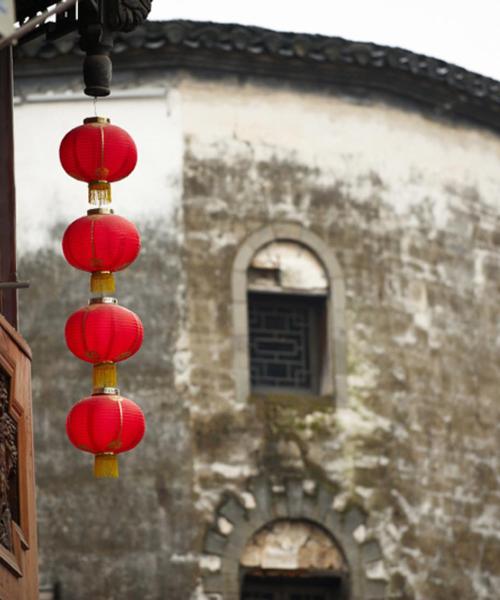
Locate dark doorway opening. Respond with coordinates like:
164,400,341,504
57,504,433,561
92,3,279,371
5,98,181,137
241,574,345,600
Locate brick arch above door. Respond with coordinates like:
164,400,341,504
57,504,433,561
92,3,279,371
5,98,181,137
201,476,388,600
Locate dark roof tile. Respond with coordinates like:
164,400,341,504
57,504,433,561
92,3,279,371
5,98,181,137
13,19,500,131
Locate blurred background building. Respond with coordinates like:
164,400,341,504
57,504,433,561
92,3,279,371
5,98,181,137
12,17,500,600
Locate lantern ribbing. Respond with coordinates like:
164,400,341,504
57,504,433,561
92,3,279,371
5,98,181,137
65,300,144,364
60,116,145,478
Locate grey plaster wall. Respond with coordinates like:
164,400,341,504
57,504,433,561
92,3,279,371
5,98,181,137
19,222,198,599
13,70,500,600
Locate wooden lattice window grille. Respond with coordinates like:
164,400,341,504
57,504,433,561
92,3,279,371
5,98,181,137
248,292,327,395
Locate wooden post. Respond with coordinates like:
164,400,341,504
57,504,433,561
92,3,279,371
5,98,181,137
0,46,17,329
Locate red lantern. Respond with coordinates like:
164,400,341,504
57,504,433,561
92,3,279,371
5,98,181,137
62,210,141,293
60,115,145,478
66,393,145,478
59,117,137,205
65,300,143,364
63,211,140,272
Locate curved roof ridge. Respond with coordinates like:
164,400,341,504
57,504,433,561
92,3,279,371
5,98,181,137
14,19,500,131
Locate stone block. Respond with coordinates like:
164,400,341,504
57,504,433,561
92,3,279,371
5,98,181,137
203,571,224,593
301,495,320,522
244,225,275,252
233,368,250,402
204,530,228,556
362,540,383,563
233,242,255,273
272,222,303,240
271,492,288,520
331,282,346,308
228,518,259,554
219,562,240,599
219,495,247,525
343,506,366,535
286,479,304,517
316,485,334,521
231,269,247,302
232,302,248,336
249,476,272,520
233,336,249,368
300,229,330,262
323,508,343,535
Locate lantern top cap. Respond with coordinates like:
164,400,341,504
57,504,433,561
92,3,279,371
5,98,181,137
92,387,120,396
87,207,114,216
84,116,111,125
89,297,118,305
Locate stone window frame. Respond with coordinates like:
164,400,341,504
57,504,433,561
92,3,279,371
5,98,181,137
232,223,347,406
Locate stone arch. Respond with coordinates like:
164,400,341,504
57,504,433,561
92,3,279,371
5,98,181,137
231,223,347,405
240,518,350,597
201,477,387,600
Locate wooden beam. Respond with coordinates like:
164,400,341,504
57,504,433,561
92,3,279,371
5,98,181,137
0,0,78,51
0,47,17,329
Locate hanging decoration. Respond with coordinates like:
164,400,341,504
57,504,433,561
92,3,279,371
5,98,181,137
66,394,145,478
60,115,145,478
62,211,140,294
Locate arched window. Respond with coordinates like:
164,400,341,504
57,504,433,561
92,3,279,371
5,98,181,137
232,224,346,405
248,241,328,394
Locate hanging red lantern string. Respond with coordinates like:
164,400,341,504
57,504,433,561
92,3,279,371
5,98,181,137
60,115,145,478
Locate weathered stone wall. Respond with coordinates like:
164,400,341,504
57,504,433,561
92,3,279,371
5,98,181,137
13,70,500,599
179,76,500,599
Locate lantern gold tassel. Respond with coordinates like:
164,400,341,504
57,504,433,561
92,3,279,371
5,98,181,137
90,271,115,294
93,363,117,389
94,454,119,478
88,181,111,205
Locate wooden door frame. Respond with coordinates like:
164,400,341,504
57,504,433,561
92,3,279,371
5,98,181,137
241,571,348,600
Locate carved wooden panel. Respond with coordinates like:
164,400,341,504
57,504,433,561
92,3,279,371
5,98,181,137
0,314,38,599
0,365,18,551
106,0,152,32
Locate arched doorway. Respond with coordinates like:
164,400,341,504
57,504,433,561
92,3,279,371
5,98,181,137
240,519,349,600
201,478,388,599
